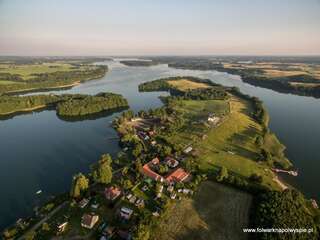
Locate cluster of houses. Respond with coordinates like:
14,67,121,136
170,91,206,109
141,157,190,184
74,186,134,239
73,118,196,238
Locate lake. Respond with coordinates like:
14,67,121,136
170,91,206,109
0,59,319,230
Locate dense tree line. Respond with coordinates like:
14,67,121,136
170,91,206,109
0,72,23,81
138,79,171,92
120,60,159,67
183,87,228,100
0,57,110,65
0,92,128,117
229,87,268,127
251,189,319,240
56,92,128,117
168,61,225,71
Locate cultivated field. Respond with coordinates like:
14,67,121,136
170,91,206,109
168,79,210,91
222,62,320,80
0,62,95,81
151,181,252,240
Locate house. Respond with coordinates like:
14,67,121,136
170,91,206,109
129,195,137,203
142,185,149,191
126,193,133,200
164,156,179,168
183,146,193,154
102,226,115,238
167,185,174,193
152,211,160,217
57,222,68,234
165,168,190,183
311,199,319,209
138,131,149,141
148,130,156,136
158,185,164,193
105,186,121,201
182,188,193,195
170,192,177,199
120,207,133,220
208,114,220,125
81,213,99,229
135,199,145,208
78,198,89,208
91,200,99,209
142,158,190,184
141,158,164,182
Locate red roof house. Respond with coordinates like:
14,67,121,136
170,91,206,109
105,186,121,201
164,156,179,168
81,213,99,229
141,158,164,182
165,168,190,183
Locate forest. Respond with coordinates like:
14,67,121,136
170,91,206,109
56,92,128,117
120,60,159,67
0,92,128,117
251,189,319,240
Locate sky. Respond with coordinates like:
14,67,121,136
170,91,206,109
0,0,320,56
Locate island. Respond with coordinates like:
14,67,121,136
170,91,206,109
166,57,320,98
2,77,319,240
0,57,109,95
0,92,129,119
120,60,159,67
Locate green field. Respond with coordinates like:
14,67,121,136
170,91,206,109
0,62,95,81
162,96,289,190
151,181,252,240
0,61,107,94
0,80,23,85
168,79,210,91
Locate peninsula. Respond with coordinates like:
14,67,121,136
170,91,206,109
165,57,320,98
4,76,318,240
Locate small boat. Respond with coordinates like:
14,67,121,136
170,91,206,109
36,190,42,195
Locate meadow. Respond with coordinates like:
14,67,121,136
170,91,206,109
151,181,252,240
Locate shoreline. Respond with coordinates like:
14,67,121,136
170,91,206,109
3,81,81,96
168,64,320,99
0,76,310,239
0,105,48,117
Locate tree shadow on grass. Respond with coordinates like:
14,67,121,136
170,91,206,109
224,125,261,160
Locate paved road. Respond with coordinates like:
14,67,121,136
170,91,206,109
17,201,69,240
